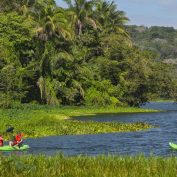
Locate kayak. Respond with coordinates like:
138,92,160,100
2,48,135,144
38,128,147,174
0,145,29,151
169,142,177,150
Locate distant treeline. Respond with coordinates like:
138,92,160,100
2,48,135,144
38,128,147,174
0,0,176,108
126,25,177,61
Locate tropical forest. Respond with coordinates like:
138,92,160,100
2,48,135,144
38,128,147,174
0,0,176,108
0,0,177,176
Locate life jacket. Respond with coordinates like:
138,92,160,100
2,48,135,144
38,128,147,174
15,134,23,142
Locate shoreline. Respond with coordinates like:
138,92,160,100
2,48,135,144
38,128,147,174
0,105,157,139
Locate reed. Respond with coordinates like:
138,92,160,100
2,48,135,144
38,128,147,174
0,154,176,177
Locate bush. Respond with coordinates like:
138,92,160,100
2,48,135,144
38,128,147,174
85,87,121,107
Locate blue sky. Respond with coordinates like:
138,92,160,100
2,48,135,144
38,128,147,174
56,0,177,28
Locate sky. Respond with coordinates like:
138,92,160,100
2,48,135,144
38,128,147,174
56,0,177,28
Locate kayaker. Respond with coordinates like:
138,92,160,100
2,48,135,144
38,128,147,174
9,132,24,147
0,135,4,146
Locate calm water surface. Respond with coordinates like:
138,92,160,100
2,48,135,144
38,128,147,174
12,102,177,156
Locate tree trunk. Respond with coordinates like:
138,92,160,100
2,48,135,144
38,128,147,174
77,20,83,36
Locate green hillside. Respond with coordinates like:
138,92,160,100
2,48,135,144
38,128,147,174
126,25,177,62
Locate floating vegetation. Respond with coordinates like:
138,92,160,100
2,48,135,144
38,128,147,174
0,105,155,138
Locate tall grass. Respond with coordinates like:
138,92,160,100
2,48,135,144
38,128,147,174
0,104,156,138
0,154,176,177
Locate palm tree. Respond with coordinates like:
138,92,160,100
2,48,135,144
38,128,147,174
93,0,131,52
31,2,72,105
64,0,97,36
94,0,129,34
33,2,71,41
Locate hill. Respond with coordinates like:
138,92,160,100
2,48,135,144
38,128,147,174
126,25,177,61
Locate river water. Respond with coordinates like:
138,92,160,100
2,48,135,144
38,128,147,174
22,102,177,156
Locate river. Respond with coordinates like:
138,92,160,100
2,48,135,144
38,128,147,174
21,102,177,156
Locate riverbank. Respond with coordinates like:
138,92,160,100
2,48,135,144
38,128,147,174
0,154,176,177
0,105,157,138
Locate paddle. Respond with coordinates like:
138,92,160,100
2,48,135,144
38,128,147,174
6,126,14,133
5,126,24,148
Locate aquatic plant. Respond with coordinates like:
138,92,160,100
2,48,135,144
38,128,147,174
0,105,155,139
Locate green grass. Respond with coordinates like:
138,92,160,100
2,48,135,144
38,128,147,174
0,104,157,139
0,154,177,177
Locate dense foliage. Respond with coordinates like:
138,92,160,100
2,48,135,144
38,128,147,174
0,0,176,107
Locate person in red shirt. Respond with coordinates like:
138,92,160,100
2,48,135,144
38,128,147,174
9,132,23,147
0,135,4,146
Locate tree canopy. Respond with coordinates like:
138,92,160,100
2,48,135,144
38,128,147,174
0,0,176,108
